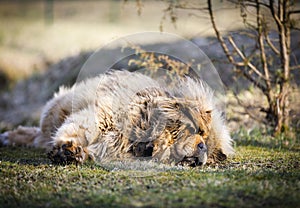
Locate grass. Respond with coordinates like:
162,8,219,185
0,131,299,208
1,2,299,207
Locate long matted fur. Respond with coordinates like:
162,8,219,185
1,70,234,166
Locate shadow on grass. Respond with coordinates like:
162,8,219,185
0,146,51,165
1,143,299,207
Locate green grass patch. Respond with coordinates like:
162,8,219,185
0,133,299,208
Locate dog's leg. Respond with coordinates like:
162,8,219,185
0,126,42,147
47,105,100,164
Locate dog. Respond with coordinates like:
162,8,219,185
0,70,234,166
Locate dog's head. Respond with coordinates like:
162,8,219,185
151,99,226,166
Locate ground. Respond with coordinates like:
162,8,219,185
0,1,299,207
0,130,299,208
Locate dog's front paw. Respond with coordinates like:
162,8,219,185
48,141,89,165
0,132,9,146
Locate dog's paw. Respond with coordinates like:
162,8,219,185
48,141,89,165
0,132,9,146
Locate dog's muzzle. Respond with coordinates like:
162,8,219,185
178,142,208,167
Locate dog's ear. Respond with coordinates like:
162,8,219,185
215,149,227,162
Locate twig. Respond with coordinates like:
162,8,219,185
256,0,272,96
207,0,237,65
227,36,268,80
207,0,267,92
265,34,280,55
290,65,300,70
288,10,300,15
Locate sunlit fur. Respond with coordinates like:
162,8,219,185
1,70,234,166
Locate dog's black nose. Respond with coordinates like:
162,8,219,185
197,142,205,149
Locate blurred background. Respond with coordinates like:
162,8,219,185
0,0,299,136
0,0,247,82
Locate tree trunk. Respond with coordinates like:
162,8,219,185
274,0,291,134
207,0,293,134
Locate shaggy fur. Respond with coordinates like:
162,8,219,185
1,70,234,166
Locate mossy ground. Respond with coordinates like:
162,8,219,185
0,130,299,208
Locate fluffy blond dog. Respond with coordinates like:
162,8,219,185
1,70,234,166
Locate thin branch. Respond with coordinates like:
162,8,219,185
270,0,282,28
290,50,299,67
174,5,208,11
187,12,209,19
227,36,268,80
239,30,257,39
228,0,270,9
279,0,291,82
256,0,272,96
207,0,261,76
236,66,267,93
207,0,267,91
207,0,236,65
265,34,280,55
288,10,300,15
290,65,300,70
